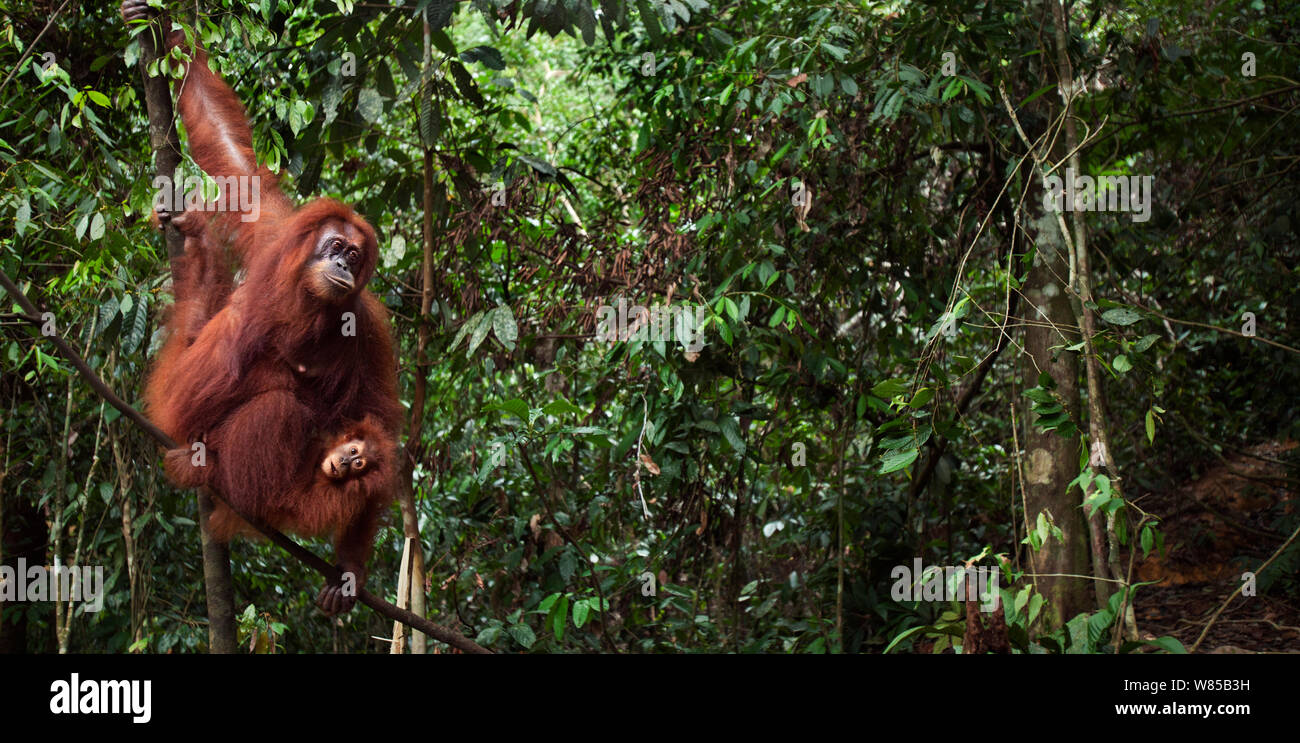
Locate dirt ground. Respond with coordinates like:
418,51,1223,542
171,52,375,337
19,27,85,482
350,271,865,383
1127,440,1300,653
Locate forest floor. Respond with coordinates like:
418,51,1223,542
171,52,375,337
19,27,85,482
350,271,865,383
1128,440,1300,653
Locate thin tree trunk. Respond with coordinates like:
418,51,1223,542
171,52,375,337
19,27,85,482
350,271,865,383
59,397,104,653
51,373,74,651
108,407,143,643
0,434,6,648
387,9,444,655
1049,0,1137,640
390,537,413,654
129,9,237,653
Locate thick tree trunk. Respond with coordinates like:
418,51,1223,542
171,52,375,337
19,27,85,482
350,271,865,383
1020,211,1091,625
1049,0,1137,642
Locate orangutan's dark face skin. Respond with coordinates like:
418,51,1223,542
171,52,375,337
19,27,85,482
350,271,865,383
306,221,368,301
321,438,367,480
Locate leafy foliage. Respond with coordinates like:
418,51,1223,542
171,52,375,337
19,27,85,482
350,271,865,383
1,0,1296,653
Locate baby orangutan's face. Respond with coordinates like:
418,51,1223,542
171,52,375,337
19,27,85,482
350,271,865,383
321,438,367,480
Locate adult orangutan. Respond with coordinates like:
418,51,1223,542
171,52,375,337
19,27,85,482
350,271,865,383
124,0,402,615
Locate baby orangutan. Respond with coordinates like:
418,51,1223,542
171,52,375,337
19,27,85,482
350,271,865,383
321,436,368,480
169,415,395,615
190,416,393,544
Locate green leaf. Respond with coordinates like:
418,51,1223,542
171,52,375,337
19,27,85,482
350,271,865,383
572,599,590,628
485,399,529,421
883,624,929,654
1101,308,1142,326
878,448,918,474
449,311,482,352
96,296,120,337
428,29,457,57
1143,636,1187,654
507,623,535,648
720,416,745,454
820,42,849,61
1094,474,1111,498
356,88,383,123
1145,408,1156,443
908,387,935,408
1023,387,1055,404
1028,593,1044,625
872,379,909,398
1087,609,1113,648
475,625,501,646
942,78,962,102
1134,334,1159,353
550,594,569,640
1036,511,1051,543
288,99,310,136
562,426,613,437
636,0,663,43
122,293,148,355
461,45,505,70
1017,84,1055,107
716,316,733,345
475,442,508,483
722,296,739,322
558,550,577,580
467,312,493,356
14,199,29,237
426,0,456,29
575,1,596,44
517,154,557,177
419,82,441,147
1113,354,1131,372
542,398,583,417
492,304,518,350
449,62,485,108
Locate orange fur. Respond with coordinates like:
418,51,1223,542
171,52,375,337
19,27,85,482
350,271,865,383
141,29,402,612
